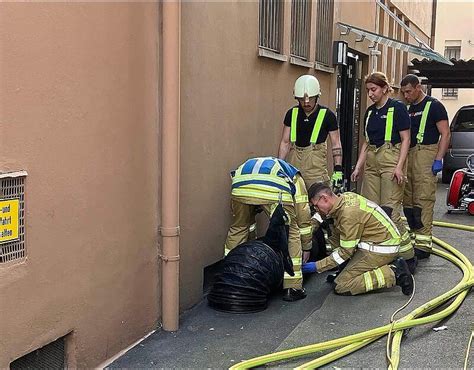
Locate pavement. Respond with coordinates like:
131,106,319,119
109,183,474,369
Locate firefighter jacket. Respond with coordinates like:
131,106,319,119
231,157,312,249
316,192,401,272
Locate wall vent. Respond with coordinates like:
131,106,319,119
0,172,26,264
10,336,65,370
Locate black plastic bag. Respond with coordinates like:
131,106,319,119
208,204,291,313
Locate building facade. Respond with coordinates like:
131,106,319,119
0,1,435,367
431,0,474,120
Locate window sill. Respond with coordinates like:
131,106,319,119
289,56,313,68
258,48,288,62
314,62,335,74
442,96,458,100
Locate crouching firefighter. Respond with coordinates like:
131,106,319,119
303,183,414,296
224,157,313,301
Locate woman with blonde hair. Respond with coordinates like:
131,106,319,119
351,72,416,272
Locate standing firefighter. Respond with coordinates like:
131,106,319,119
223,157,312,302
351,72,416,272
278,75,343,191
303,183,414,296
400,74,450,259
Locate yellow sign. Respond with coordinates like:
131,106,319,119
0,199,20,244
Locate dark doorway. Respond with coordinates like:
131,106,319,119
336,51,363,191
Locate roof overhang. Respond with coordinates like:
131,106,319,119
409,58,474,88
336,22,453,65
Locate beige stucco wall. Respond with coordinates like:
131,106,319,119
334,0,376,59
0,3,160,368
431,0,474,120
392,0,433,38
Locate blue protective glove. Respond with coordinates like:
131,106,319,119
432,159,443,175
302,262,317,274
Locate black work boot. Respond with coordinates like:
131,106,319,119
326,272,338,283
283,288,307,302
391,258,414,296
326,260,349,283
405,256,418,275
415,248,431,260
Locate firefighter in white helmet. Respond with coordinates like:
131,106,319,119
278,75,343,192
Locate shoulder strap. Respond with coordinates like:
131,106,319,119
384,107,395,142
290,108,299,143
365,110,372,144
310,108,327,144
416,101,432,144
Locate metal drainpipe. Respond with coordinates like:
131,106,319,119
161,0,181,332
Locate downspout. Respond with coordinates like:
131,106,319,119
428,0,437,96
161,0,181,332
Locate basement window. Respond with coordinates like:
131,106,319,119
10,335,65,370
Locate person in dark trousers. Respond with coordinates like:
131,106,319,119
400,74,450,259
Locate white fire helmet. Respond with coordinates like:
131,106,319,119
293,75,321,98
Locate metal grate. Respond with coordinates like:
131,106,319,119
442,46,460,98
291,0,310,60
442,87,458,98
10,336,65,370
259,0,284,53
0,174,26,264
444,46,461,61
315,0,334,65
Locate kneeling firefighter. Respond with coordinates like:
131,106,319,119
303,183,414,296
223,157,312,301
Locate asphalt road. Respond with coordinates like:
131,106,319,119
109,183,473,369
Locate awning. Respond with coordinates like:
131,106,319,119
409,58,474,88
337,22,453,66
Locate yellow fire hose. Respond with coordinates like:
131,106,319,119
229,221,474,370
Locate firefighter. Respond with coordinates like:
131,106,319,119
400,74,450,259
302,183,414,296
223,157,312,302
351,71,416,273
278,74,344,192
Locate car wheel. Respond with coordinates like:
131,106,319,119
442,169,453,184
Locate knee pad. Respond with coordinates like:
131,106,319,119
381,206,393,218
403,207,416,230
412,207,424,229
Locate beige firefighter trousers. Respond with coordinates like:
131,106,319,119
334,249,397,295
361,143,414,260
223,197,303,290
403,144,438,252
287,143,330,189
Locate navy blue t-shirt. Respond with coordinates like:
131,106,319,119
407,96,448,147
363,98,410,147
283,105,338,146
